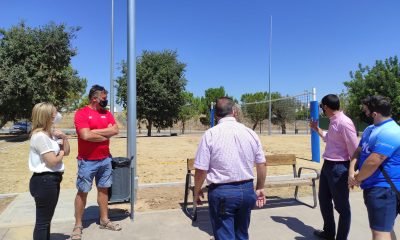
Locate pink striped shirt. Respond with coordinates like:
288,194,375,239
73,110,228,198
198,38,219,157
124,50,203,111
322,111,358,161
194,117,266,184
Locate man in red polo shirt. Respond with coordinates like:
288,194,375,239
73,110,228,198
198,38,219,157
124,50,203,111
70,85,120,240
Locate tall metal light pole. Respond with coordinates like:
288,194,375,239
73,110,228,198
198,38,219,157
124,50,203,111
110,0,115,115
127,0,137,221
268,16,272,135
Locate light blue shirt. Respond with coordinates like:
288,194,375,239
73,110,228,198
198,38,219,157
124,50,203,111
358,119,400,189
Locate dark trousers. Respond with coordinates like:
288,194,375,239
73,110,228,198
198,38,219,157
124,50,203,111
29,172,62,240
319,160,351,240
208,180,256,240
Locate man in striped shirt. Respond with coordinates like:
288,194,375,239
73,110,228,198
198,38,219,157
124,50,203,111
194,97,267,240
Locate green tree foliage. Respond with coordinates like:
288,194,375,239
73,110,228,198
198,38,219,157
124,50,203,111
0,22,86,127
199,87,235,126
271,93,300,134
344,56,400,122
240,92,268,130
295,106,309,121
116,61,128,109
178,91,201,134
116,50,187,136
338,91,350,114
65,78,88,112
240,91,301,133
75,94,90,110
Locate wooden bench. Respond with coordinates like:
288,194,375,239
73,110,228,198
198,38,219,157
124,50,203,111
183,154,320,221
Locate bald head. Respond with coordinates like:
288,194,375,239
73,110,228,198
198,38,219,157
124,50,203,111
216,97,235,118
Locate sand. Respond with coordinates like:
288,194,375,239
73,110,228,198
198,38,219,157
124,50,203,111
0,134,328,211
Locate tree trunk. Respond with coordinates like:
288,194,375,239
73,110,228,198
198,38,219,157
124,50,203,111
281,123,286,134
252,122,258,130
181,121,186,134
147,119,152,136
0,118,7,130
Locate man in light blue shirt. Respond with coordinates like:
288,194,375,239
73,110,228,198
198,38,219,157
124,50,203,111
349,96,400,240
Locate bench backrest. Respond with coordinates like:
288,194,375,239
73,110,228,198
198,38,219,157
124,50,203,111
266,154,296,166
187,158,195,171
187,154,297,171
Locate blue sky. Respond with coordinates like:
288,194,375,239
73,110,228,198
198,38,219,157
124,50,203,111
2,0,400,104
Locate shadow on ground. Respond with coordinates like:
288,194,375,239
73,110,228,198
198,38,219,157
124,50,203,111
270,216,318,240
190,208,213,237
180,197,311,238
50,233,70,240
263,196,304,209
81,206,130,229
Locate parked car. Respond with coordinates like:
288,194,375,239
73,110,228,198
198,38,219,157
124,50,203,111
9,121,32,134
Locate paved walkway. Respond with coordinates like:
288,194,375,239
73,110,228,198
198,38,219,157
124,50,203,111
0,190,399,240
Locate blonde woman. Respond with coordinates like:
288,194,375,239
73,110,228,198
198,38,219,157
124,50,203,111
29,102,70,240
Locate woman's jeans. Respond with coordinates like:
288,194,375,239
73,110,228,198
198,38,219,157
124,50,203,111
29,172,62,240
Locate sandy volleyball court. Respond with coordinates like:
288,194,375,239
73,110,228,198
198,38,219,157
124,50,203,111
0,134,333,211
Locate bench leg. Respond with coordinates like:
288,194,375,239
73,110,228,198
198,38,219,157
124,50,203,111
192,190,198,221
183,173,191,216
311,179,318,208
294,180,318,208
183,173,198,221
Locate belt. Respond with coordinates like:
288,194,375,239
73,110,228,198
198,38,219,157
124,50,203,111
209,179,253,188
33,172,63,176
324,159,349,164
77,156,110,161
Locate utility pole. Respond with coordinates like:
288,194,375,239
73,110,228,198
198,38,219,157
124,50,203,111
268,15,272,135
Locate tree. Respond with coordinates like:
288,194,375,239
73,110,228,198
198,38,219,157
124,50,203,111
116,62,128,109
338,90,350,114
74,94,90,110
271,93,299,134
65,77,88,112
199,87,234,126
116,50,187,136
178,91,201,134
343,56,400,122
0,22,86,127
240,92,268,130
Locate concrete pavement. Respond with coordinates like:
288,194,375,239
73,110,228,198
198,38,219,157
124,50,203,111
0,190,399,240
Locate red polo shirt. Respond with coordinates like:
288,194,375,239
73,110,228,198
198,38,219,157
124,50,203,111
74,106,116,160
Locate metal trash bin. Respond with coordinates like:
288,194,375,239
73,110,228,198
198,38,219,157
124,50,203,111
108,157,131,203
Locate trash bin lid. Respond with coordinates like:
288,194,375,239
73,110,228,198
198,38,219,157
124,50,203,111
112,157,130,168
